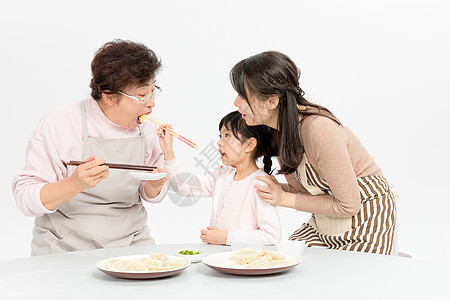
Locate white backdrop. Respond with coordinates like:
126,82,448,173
1,0,449,262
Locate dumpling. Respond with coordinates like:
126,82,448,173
139,114,149,123
123,259,147,271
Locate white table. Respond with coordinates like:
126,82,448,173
0,243,447,300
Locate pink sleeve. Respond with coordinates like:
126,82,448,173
12,116,67,216
163,158,219,198
296,117,361,216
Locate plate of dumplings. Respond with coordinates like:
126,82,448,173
97,253,190,279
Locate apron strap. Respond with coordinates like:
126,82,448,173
295,154,324,195
80,100,88,141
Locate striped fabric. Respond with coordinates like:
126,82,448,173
289,162,397,255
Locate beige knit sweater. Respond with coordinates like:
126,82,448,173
280,115,382,217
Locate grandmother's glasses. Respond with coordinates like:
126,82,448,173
118,85,162,104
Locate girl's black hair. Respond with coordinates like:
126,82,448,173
219,111,276,174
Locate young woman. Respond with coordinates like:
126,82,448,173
230,51,397,255
158,111,281,245
12,40,168,255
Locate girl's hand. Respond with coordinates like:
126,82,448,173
156,124,175,160
144,168,168,198
68,154,109,192
200,226,227,245
255,175,286,207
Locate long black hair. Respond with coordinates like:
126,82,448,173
219,111,276,174
230,51,340,174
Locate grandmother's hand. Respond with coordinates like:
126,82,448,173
255,175,286,207
69,154,109,191
144,168,168,198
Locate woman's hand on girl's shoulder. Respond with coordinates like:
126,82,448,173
255,175,285,207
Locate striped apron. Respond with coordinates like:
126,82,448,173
288,154,398,255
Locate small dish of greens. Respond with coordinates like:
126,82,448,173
176,249,205,262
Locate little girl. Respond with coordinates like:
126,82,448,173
157,111,281,245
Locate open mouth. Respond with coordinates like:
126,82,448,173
219,150,226,158
137,113,151,124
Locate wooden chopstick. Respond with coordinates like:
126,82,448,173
148,117,199,150
65,161,157,171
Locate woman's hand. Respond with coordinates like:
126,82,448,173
156,124,175,160
255,175,286,207
68,154,109,192
200,226,227,245
143,168,168,198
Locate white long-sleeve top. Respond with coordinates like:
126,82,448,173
12,98,168,216
164,159,281,245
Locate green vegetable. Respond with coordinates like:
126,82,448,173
179,249,202,255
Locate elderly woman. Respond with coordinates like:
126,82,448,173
12,40,168,255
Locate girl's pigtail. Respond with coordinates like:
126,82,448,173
263,156,273,174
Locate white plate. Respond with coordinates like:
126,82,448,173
202,250,301,275
96,254,190,279
176,249,205,263
129,172,168,181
